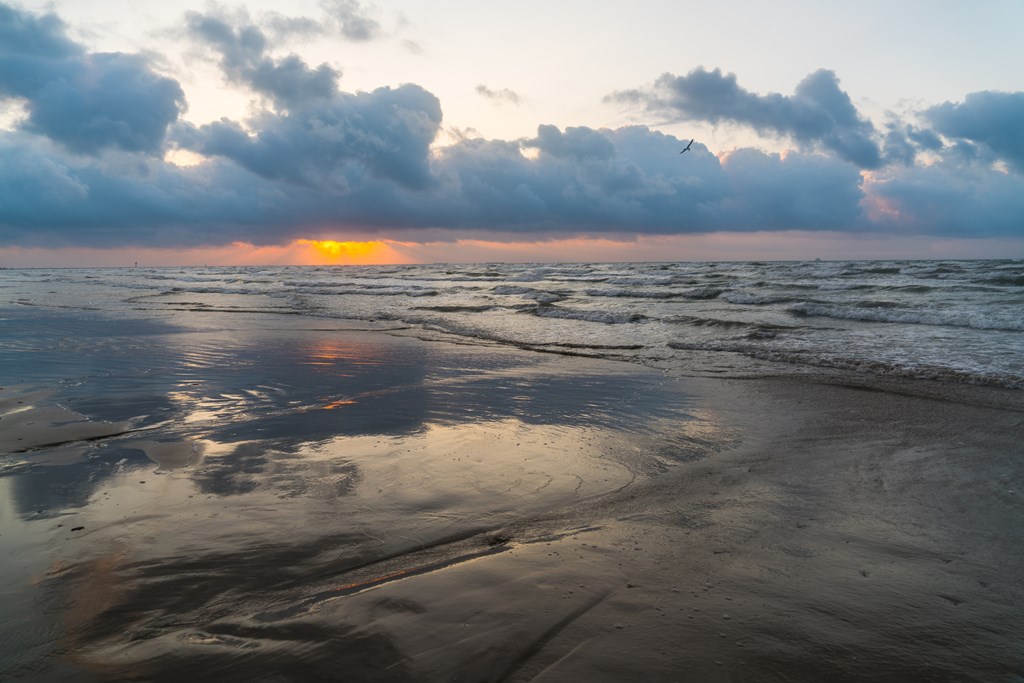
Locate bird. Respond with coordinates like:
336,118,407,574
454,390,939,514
679,139,694,154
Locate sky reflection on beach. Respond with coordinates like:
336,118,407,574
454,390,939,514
0,306,719,680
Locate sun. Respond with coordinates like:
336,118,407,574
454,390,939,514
296,239,404,264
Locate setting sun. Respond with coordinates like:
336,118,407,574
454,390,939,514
296,240,406,264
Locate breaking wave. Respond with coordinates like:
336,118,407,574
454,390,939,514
789,302,1024,331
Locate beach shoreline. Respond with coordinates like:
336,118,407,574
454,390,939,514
1,305,1023,681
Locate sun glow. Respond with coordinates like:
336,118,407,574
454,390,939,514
296,240,405,264
3,233,1023,268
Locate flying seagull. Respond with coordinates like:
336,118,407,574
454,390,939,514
679,139,694,154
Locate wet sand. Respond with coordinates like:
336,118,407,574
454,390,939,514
2,307,1023,681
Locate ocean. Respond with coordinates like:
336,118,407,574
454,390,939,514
4,259,1022,388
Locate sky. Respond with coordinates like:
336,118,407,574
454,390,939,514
1,0,1023,266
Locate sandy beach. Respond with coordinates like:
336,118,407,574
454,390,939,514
2,305,1023,682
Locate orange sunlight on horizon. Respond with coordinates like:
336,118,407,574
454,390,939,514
296,239,405,264
2,234,1022,268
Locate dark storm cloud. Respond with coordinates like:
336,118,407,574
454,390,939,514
925,91,1024,173
610,67,883,169
0,3,185,154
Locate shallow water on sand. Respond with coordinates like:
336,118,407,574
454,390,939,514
0,307,723,680
1,305,1023,681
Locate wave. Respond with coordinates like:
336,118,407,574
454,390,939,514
585,288,681,299
852,300,903,309
143,273,231,283
533,307,646,324
492,285,535,295
663,315,760,329
816,282,876,291
605,276,675,286
880,285,939,294
284,279,438,293
900,263,967,276
492,285,564,304
982,274,1024,287
413,305,496,313
722,291,790,305
294,286,438,297
680,286,724,299
504,267,606,283
788,302,1024,331
166,285,273,296
666,341,1024,389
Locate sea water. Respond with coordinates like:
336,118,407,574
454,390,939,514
2,259,1022,388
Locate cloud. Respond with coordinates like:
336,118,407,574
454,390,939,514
5,111,1023,250
475,85,521,106
3,121,879,246
176,83,443,190
401,39,424,55
262,14,324,42
185,10,340,108
180,10,444,190
610,67,882,169
882,122,944,166
321,0,381,41
201,1,382,46
529,124,614,161
0,3,185,155
0,3,79,58
1,4,1022,252
925,91,1024,173
418,126,739,233
716,149,865,230
865,159,1024,237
